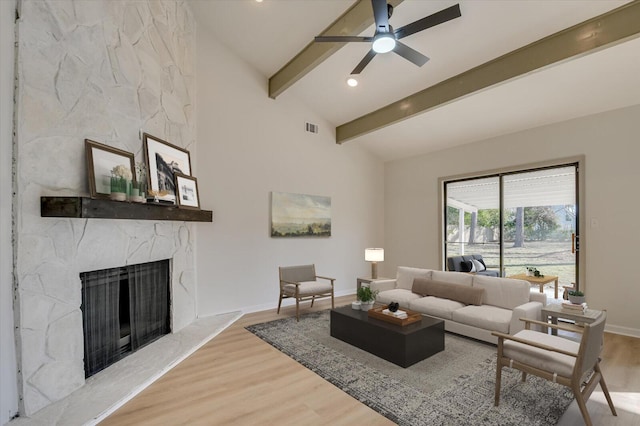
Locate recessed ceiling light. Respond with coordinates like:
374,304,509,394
255,0,263,3
347,77,358,87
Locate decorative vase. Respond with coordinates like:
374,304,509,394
360,301,375,311
568,295,585,305
129,181,145,203
110,192,126,201
110,175,128,201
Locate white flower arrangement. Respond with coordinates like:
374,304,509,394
111,164,132,180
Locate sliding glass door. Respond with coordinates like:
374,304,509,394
444,164,578,300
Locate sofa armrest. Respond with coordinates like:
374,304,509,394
529,291,547,306
368,279,396,292
510,301,543,334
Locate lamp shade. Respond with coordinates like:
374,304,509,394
365,248,384,262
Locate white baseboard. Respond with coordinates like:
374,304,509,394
605,324,640,338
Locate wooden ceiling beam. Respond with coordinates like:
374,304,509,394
268,0,404,99
336,0,640,144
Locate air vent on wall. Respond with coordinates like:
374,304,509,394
305,122,319,134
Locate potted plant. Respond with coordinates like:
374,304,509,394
568,290,585,305
357,286,378,311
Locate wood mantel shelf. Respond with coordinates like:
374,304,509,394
41,197,213,222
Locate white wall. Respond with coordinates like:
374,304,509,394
1,0,19,422
194,24,385,316
384,105,640,336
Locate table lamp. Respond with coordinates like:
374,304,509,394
365,248,384,279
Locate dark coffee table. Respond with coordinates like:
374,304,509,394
330,305,444,368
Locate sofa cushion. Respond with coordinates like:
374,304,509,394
472,275,530,309
471,259,486,272
396,266,432,290
460,260,474,273
375,288,422,307
412,278,485,306
431,270,474,286
452,305,512,334
409,296,465,320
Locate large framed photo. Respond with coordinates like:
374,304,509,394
85,139,135,199
143,133,191,203
174,173,200,210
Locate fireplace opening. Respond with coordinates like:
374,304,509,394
80,259,170,378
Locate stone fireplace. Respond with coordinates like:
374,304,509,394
13,0,196,416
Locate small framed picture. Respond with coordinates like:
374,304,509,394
143,133,191,203
174,173,200,209
85,139,135,199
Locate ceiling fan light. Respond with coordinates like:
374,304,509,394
372,33,395,54
346,77,358,87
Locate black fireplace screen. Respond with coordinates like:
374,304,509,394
80,259,170,378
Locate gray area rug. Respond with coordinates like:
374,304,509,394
246,309,574,426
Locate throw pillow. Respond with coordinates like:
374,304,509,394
412,278,485,306
396,267,432,290
460,260,475,273
471,258,486,272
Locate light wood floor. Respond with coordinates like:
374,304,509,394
102,296,639,425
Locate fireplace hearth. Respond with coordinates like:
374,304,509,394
80,259,170,378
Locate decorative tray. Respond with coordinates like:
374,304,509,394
367,306,422,326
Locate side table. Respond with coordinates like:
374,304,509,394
357,276,392,291
509,273,560,299
541,304,603,335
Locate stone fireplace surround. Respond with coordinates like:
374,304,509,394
13,0,198,416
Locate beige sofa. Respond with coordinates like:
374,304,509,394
369,266,547,344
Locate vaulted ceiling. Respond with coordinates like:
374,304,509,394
189,0,640,161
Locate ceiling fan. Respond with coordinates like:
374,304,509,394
314,0,461,74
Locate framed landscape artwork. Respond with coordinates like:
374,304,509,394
175,173,200,210
271,192,331,237
85,139,135,199
143,133,191,203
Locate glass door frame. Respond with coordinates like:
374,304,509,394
439,156,585,292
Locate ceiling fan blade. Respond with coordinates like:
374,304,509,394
394,4,461,40
371,0,390,33
351,49,377,75
314,36,372,43
393,41,429,67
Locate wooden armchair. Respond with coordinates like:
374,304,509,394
492,312,616,426
278,264,335,321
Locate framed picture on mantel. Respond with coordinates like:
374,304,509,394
174,173,200,210
85,139,135,199
143,133,191,203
